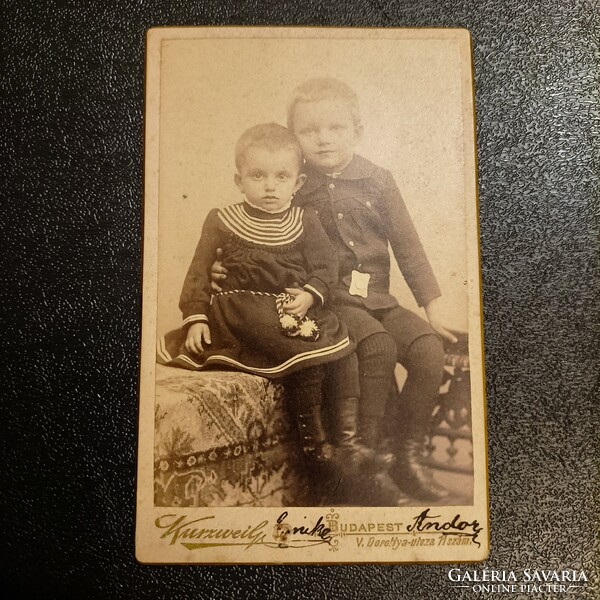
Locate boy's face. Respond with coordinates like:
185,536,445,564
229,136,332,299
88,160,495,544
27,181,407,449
235,146,306,212
292,99,361,173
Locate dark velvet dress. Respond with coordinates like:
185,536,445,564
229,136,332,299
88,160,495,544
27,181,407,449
157,202,354,377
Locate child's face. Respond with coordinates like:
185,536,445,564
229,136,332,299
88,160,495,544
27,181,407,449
235,146,306,212
291,99,361,173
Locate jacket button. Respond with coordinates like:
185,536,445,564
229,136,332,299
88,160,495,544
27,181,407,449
366,201,372,207
337,212,343,219
357,263,362,269
328,183,335,189
348,240,355,247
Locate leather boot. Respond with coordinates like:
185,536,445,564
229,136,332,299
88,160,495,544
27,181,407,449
390,437,449,502
297,405,334,464
383,381,449,502
331,398,386,473
358,411,411,506
358,471,412,507
326,399,410,506
359,415,396,468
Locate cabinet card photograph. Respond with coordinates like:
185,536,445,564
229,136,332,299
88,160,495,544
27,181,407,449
136,27,488,564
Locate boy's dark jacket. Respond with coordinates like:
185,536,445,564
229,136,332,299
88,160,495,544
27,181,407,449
294,154,441,311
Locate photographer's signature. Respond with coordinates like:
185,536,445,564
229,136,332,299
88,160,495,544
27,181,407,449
407,508,482,547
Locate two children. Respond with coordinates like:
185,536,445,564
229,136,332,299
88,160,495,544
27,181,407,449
163,77,455,505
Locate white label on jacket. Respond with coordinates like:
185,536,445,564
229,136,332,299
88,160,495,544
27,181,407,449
349,270,370,298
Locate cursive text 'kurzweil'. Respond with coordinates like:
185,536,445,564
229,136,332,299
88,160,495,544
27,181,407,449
155,514,268,548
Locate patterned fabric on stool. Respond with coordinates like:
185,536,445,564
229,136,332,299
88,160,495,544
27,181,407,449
153,366,310,507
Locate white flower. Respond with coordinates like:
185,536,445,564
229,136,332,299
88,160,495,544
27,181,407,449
299,319,319,339
280,314,298,330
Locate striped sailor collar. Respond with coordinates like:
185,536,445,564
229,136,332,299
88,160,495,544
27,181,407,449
297,154,376,196
218,202,304,246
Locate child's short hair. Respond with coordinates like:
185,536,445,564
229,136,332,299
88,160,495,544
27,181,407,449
235,123,303,171
287,78,362,131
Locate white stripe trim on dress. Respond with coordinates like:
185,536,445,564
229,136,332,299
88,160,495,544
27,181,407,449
219,210,302,245
182,314,208,326
219,205,303,240
218,204,303,246
233,203,300,227
172,336,350,374
303,284,324,306
157,336,172,362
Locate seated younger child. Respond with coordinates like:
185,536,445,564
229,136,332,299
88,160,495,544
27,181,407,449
158,123,386,497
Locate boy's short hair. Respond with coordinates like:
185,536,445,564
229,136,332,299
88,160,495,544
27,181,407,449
287,78,362,131
235,123,303,171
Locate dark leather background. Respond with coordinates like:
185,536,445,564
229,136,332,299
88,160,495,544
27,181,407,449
2,0,598,598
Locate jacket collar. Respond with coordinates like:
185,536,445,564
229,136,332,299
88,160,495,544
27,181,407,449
297,154,376,196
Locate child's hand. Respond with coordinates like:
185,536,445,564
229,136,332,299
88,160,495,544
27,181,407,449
210,248,228,293
424,297,458,344
185,323,211,354
283,288,315,319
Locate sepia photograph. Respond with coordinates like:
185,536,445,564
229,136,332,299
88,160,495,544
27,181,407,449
137,27,488,563
4,0,598,593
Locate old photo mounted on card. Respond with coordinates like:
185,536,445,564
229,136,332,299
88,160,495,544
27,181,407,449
137,27,488,564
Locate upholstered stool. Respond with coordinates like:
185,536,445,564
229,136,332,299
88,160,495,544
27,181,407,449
153,366,310,507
